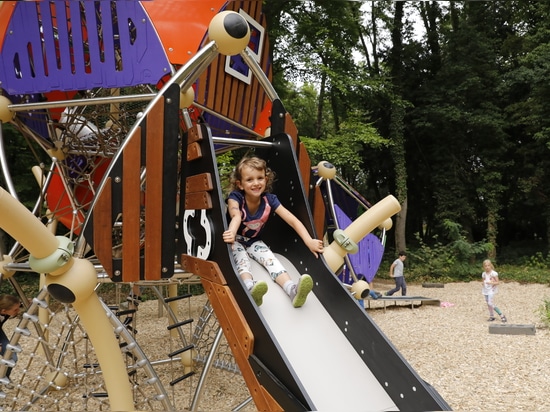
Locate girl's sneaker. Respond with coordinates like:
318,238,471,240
250,281,268,306
501,315,507,323
290,274,313,308
488,317,496,321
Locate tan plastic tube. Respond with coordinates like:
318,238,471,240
0,186,134,411
324,195,401,272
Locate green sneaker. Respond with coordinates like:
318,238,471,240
291,274,313,308
250,281,268,306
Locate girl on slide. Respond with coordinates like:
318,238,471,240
223,156,324,307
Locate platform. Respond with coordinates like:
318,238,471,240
364,295,441,312
489,324,536,335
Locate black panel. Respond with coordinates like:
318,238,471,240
176,123,313,410
256,133,450,411
158,84,180,278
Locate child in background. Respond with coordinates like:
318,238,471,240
481,259,507,322
0,294,21,379
368,281,382,299
223,156,324,307
386,251,407,296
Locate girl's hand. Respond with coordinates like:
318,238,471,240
307,238,324,258
222,230,236,244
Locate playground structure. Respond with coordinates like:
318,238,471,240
0,1,450,411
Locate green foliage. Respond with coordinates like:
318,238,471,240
537,297,550,328
399,220,492,282
216,151,236,198
0,123,47,209
496,264,550,284
0,274,40,298
525,251,550,269
301,113,390,192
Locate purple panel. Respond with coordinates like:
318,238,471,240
0,1,170,95
334,204,385,283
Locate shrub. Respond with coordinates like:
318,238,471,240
537,297,550,328
403,220,491,281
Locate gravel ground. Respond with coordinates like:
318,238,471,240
134,280,550,411
366,280,550,411
13,281,543,411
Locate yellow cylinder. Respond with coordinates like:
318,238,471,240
0,187,59,259
324,195,401,272
0,95,14,123
73,290,134,410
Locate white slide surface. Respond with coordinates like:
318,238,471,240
250,254,397,411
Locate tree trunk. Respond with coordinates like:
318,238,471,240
486,204,498,260
316,71,326,139
390,102,408,253
395,196,408,253
389,2,407,253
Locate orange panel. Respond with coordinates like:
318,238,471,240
313,185,326,241
121,129,142,283
0,2,16,46
142,0,227,65
94,178,113,278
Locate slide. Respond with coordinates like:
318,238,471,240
250,254,396,411
178,123,450,411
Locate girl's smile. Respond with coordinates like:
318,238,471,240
238,166,267,198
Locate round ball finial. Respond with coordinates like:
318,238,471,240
180,87,195,109
208,11,250,56
0,95,15,123
350,280,371,300
317,161,337,180
378,218,393,231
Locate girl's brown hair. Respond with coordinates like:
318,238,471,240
0,294,20,312
229,156,275,192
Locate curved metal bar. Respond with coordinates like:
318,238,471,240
189,326,224,412
0,125,18,199
7,93,156,112
212,137,273,148
239,47,279,102
193,102,264,139
75,41,220,258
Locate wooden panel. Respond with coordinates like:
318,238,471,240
206,59,219,109
188,124,203,144
94,178,113,278
187,141,202,161
313,185,326,241
284,112,299,148
186,173,213,193
144,97,165,280
201,276,282,412
194,0,272,132
185,192,212,210
180,254,226,284
236,0,263,130
298,142,311,198
121,127,142,282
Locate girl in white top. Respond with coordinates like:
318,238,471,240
481,259,507,322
